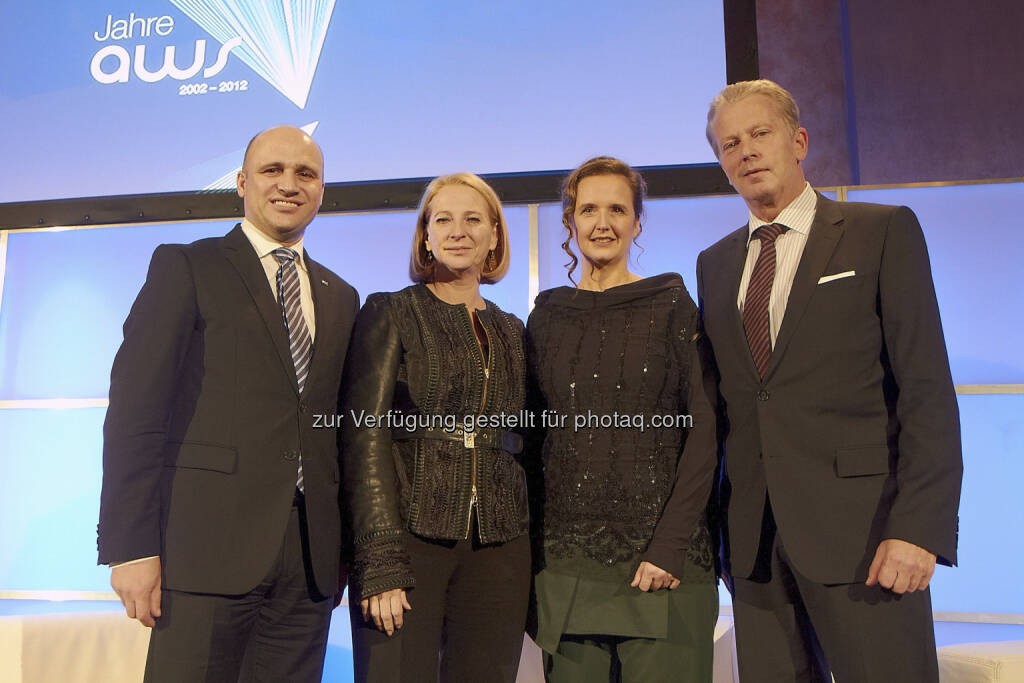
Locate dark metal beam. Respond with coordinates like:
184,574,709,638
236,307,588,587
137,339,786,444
724,0,759,83
0,165,734,230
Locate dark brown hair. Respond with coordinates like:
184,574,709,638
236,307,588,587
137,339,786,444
560,156,646,284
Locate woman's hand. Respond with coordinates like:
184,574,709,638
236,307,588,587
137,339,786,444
360,588,412,636
630,561,680,591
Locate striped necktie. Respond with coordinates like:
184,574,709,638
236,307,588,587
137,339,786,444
273,247,311,492
742,223,789,377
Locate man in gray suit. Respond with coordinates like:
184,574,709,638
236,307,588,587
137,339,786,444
697,80,962,681
98,126,358,682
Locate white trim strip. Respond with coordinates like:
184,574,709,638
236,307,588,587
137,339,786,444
845,177,1024,191
0,398,110,410
713,606,1024,625
0,231,8,325
933,611,1024,625
528,203,539,313
955,384,1024,395
0,590,118,601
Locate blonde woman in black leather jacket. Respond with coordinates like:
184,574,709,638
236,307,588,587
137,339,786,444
340,173,529,683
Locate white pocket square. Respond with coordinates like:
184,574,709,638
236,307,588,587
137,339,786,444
818,270,856,285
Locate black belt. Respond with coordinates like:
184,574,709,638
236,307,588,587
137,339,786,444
392,426,523,454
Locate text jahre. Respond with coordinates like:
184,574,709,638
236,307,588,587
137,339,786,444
94,13,174,42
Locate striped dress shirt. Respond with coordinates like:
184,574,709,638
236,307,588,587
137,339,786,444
241,219,316,340
736,182,817,347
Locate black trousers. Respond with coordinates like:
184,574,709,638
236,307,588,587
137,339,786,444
731,502,939,683
350,530,531,683
143,504,333,683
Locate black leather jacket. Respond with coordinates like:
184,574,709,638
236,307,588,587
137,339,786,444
340,284,528,599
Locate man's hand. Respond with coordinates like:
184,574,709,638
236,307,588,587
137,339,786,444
110,557,162,627
865,538,936,594
360,588,411,636
630,561,680,592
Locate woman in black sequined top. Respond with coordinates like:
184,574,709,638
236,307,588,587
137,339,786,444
340,173,530,682
526,157,719,681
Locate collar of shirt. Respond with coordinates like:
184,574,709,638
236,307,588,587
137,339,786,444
240,219,308,273
746,182,817,244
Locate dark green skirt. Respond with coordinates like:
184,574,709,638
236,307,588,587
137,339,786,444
533,556,717,654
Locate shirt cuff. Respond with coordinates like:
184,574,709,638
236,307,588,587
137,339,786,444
109,555,159,568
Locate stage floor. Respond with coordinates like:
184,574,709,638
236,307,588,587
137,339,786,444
2,599,1021,682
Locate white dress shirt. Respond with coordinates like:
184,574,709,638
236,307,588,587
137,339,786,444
736,182,818,347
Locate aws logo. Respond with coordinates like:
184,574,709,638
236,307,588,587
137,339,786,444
88,0,337,109
91,26,241,84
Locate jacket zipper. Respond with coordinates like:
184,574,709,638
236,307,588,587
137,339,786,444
466,312,490,539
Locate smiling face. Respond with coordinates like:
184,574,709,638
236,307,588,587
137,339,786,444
236,126,324,245
424,184,498,281
572,173,640,270
711,93,808,221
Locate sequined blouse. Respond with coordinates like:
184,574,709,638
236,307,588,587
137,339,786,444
526,273,717,579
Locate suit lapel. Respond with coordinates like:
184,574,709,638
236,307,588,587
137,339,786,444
712,226,762,380
221,224,300,395
304,252,337,389
763,195,845,380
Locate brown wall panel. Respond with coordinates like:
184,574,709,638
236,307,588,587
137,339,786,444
756,0,853,186
847,2,1024,183
756,0,1024,185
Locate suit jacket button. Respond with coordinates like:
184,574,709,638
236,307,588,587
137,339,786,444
299,401,309,413
757,390,770,401
283,450,298,461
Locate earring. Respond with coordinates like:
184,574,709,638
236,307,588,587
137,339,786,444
425,242,434,262
486,249,497,271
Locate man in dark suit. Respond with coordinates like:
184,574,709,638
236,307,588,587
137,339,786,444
697,80,963,681
98,125,359,682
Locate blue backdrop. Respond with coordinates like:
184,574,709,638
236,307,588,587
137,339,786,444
0,0,725,202
1,181,1022,619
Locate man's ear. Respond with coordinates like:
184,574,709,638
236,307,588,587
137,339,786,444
793,127,809,162
236,170,246,198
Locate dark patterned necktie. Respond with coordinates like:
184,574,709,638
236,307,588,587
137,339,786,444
273,247,311,492
742,223,789,377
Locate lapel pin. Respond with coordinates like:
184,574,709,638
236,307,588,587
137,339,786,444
321,279,329,286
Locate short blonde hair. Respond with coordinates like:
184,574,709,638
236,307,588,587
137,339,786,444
706,79,801,157
409,173,511,284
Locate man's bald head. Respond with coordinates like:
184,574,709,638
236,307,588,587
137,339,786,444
236,126,326,245
241,126,324,175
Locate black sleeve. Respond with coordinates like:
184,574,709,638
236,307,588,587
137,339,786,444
339,293,416,599
877,206,963,565
98,245,197,565
642,300,718,578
